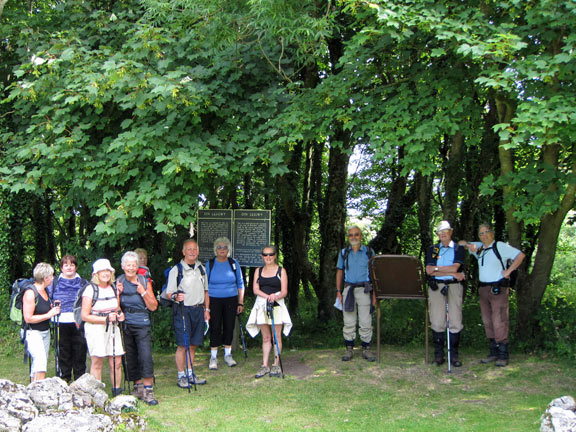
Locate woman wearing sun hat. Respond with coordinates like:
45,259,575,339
81,258,125,396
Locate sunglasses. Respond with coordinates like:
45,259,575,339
262,253,275,257
348,233,361,237
216,245,228,250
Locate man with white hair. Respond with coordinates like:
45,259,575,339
425,221,466,367
336,226,376,362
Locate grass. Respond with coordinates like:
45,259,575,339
1,345,574,431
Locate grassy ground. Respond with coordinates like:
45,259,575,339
1,345,574,431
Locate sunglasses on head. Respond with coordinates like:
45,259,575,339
262,252,275,257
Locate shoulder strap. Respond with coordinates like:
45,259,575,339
137,274,148,290
198,263,206,276
276,266,282,280
343,247,351,271
366,247,374,259
228,257,239,285
176,262,184,286
492,242,506,270
208,258,215,283
257,267,263,284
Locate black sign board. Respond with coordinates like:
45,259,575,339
197,209,271,267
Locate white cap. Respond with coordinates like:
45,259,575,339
436,220,452,233
92,258,115,274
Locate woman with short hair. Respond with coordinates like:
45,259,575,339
206,237,245,370
117,251,159,405
22,262,61,382
49,255,88,382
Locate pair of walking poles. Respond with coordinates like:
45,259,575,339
266,300,284,378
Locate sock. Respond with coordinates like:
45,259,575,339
211,348,218,359
187,369,194,377
144,385,152,390
224,347,232,356
178,371,185,379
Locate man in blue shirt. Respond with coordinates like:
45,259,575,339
459,224,525,366
336,226,376,362
426,221,466,367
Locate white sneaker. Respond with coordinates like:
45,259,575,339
224,354,237,367
209,357,218,370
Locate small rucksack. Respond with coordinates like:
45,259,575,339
492,242,519,287
159,263,184,308
9,278,37,326
72,280,113,329
158,262,206,307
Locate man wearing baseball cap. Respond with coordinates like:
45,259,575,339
425,221,466,367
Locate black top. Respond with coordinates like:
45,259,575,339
27,289,51,331
258,267,282,295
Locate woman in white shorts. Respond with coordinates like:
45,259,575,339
81,258,125,396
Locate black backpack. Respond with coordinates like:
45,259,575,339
9,278,37,326
492,242,519,288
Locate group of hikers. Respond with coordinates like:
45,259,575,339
17,221,524,406
18,239,292,405
336,221,524,369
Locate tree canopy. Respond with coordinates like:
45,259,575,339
1,0,575,346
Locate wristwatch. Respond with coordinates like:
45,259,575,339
435,267,439,272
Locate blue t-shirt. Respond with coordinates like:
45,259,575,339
426,241,465,280
206,258,244,298
469,241,521,283
336,245,371,284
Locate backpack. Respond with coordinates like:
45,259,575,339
9,278,37,326
159,262,206,308
137,266,153,287
207,257,239,284
492,242,519,288
72,280,115,329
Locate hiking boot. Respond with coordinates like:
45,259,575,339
362,347,376,362
481,339,498,364
341,346,354,361
209,357,218,370
255,365,270,379
142,387,159,406
111,387,123,397
191,374,207,385
495,343,509,367
269,365,282,378
449,331,462,367
432,331,445,366
132,383,144,400
177,376,191,388
224,354,237,367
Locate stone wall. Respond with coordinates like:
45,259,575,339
0,374,146,431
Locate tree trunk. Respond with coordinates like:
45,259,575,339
317,134,352,321
515,145,576,343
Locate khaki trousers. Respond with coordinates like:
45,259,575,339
428,282,464,333
342,286,373,344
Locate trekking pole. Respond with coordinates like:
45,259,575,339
111,316,118,395
180,298,196,392
445,291,452,374
237,315,248,360
267,301,284,379
119,321,131,394
54,300,61,378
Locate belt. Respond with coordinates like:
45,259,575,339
436,280,460,285
184,304,204,308
91,312,110,317
480,283,499,287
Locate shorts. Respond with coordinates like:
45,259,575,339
173,305,205,347
25,329,50,377
84,322,125,357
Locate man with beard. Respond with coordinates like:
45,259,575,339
336,226,376,362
